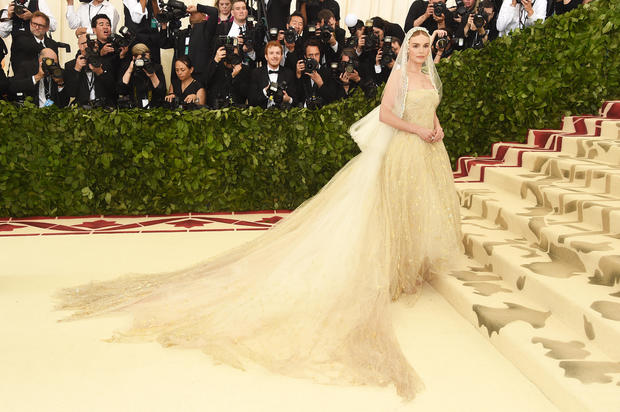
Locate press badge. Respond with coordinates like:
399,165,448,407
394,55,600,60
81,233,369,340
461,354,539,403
43,99,54,107
150,17,158,29
142,99,149,108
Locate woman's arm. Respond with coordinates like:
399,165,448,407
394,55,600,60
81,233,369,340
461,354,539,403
379,68,436,142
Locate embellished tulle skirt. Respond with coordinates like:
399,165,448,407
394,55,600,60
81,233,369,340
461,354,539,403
55,106,462,400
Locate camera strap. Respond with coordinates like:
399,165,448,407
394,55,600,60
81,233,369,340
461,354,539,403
86,71,96,96
88,3,105,23
43,77,52,100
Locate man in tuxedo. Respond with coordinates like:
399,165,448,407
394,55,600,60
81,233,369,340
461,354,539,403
215,0,260,67
295,38,335,108
264,0,292,31
160,3,219,80
64,34,116,107
249,40,297,109
122,0,161,63
9,48,69,107
9,11,58,77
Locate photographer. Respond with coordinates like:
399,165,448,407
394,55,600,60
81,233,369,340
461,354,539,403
9,11,59,76
64,33,116,107
216,0,261,67
66,0,120,35
9,48,69,107
91,14,130,78
118,43,166,108
282,11,305,72
299,0,340,27
165,56,206,107
122,0,162,63
453,0,498,50
249,40,297,108
315,8,345,65
333,47,374,100
0,0,57,38
295,38,335,109
497,0,547,37
204,37,250,108
404,0,456,33
374,35,401,85
160,3,219,80
432,29,453,62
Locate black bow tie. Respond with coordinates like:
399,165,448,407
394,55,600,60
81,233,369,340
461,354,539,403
268,70,279,74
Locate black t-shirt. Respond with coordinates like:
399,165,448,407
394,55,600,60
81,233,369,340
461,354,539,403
303,0,340,24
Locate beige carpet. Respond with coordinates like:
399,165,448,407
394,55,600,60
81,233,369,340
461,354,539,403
0,230,557,412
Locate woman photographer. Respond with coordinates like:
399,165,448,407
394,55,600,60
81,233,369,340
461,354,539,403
165,56,206,107
215,0,233,23
118,43,166,108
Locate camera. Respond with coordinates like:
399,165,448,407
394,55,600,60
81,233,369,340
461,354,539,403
344,36,358,49
305,95,324,110
284,27,298,44
266,81,288,106
380,36,396,67
319,25,333,43
156,0,187,23
454,0,468,17
84,33,103,68
433,1,448,17
41,57,64,80
241,16,262,51
303,57,319,74
473,9,488,29
216,35,242,66
106,26,135,53
362,20,379,53
268,27,279,41
12,0,27,15
134,54,155,74
330,60,356,79
435,36,450,51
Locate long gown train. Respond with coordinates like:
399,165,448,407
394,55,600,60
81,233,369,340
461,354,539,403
55,88,462,399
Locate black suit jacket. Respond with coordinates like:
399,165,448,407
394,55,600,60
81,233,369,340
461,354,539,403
296,63,336,106
161,4,219,78
0,67,9,98
8,63,69,108
249,65,298,108
10,31,59,78
266,0,292,30
203,59,250,107
64,58,117,106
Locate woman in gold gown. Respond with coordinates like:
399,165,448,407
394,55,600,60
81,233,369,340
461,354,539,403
56,27,462,400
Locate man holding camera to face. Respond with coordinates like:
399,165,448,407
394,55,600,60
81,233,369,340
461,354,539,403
282,11,305,72
118,42,166,108
9,47,69,107
249,40,297,109
295,38,335,109
404,0,456,34
216,0,261,68
497,0,547,37
204,35,250,108
314,8,345,66
452,0,497,50
0,0,57,39
90,14,130,79
373,35,401,85
64,33,116,107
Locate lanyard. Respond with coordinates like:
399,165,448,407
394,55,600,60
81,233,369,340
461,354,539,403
88,3,105,22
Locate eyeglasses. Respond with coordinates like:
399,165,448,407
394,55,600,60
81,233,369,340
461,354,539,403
31,21,48,29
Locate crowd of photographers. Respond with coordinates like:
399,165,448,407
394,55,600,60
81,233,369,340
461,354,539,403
0,0,596,110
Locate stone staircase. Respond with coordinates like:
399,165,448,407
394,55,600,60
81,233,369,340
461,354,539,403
430,101,620,412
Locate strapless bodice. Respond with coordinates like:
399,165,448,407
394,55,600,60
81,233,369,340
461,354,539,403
403,89,439,129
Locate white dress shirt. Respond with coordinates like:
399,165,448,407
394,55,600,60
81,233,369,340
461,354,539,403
66,1,120,33
496,0,547,37
0,0,57,38
123,0,148,25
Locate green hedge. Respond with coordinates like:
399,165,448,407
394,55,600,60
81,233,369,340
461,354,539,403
0,0,618,217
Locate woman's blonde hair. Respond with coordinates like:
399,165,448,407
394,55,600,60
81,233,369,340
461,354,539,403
131,43,150,56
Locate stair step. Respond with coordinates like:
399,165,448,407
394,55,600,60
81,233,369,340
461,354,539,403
457,202,620,361
431,255,620,412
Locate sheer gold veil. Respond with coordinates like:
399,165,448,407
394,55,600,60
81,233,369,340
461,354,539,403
349,27,442,153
